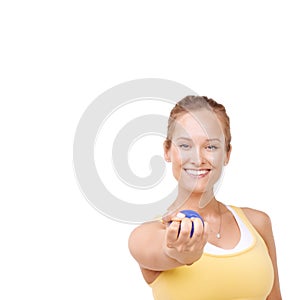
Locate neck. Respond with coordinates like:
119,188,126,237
168,188,217,214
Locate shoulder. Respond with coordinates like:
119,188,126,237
128,220,164,254
128,220,167,276
238,206,282,298
240,207,271,225
239,206,272,238
129,219,165,238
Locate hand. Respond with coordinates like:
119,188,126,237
163,213,209,266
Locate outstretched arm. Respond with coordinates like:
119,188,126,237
128,215,208,271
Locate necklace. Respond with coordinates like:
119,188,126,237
216,201,222,239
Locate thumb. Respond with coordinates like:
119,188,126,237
162,211,185,224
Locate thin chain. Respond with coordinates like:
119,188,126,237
216,201,222,239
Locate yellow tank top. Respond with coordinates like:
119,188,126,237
150,206,274,300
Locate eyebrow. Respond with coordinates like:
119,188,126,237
175,137,222,142
206,138,222,142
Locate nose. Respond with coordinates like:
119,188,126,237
190,148,205,166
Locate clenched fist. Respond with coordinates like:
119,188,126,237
163,212,209,265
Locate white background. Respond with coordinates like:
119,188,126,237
1,1,299,299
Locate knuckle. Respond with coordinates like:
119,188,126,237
194,231,202,238
177,245,186,253
168,222,180,234
179,227,190,236
167,242,174,248
168,226,178,234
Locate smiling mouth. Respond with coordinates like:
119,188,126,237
184,169,211,178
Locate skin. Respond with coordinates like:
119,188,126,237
128,109,282,299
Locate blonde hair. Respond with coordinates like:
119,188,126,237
165,96,231,152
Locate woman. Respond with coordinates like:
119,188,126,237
128,96,282,299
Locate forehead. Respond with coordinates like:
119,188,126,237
172,109,224,140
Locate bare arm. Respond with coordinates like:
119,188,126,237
128,216,208,272
128,220,182,271
243,208,282,300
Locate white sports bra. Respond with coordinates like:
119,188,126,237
204,205,254,255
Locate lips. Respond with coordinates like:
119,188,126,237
184,169,211,177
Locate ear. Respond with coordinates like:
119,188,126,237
163,140,171,162
224,144,232,166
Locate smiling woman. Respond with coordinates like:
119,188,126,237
128,96,282,300
164,108,229,208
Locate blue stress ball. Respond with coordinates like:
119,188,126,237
171,210,204,237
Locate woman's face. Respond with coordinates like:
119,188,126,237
164,109,231,195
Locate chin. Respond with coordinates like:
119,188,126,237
180,183,211,195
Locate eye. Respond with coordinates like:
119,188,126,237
206,144,218,151
179,143,191,150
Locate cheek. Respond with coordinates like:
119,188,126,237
209,151,226,167
170,147,184,164
169,148,185,180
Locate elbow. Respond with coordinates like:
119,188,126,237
128,227,141,263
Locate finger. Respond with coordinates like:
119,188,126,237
191,217,204,239
162,212,185,224
177,218,193,241
166,220,181,246
162,212,174,224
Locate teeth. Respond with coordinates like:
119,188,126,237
185,169,209,176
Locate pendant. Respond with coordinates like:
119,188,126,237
216,233,221,239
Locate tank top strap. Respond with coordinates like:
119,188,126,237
228,205,265,244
